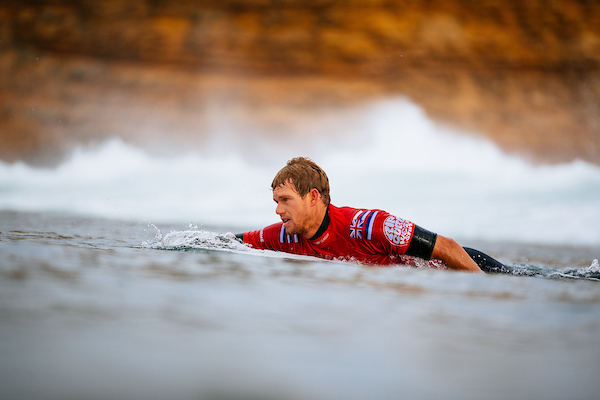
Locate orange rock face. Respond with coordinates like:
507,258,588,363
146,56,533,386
1,0,599,165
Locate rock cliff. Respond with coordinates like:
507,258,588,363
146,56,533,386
1,0,599,165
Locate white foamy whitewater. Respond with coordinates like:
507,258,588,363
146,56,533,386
1,98,599,246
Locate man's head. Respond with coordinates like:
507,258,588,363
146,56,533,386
271,157,330,237
271,157,330,206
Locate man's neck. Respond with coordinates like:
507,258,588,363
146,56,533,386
305,204,329,240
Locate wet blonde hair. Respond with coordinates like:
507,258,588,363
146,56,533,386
271,157,330,206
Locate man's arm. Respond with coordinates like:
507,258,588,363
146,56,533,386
431,235,484,273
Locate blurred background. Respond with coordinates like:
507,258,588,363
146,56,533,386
1,0,599,167
1,0,600,246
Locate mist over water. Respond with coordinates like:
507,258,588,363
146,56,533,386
1,98,599,246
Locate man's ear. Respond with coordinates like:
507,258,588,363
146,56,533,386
309,188,321,205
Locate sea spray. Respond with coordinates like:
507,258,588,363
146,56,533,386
143,228,245,252
550,259,600,281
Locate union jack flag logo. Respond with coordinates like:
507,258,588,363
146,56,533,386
350,217,364,239
350,210,378,240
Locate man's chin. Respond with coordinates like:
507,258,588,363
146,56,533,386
283,225,299,236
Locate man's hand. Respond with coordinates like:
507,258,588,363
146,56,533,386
431,235,484,273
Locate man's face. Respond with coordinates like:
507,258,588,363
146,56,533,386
273,180,313,236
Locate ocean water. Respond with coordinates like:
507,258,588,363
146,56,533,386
1,98,600,400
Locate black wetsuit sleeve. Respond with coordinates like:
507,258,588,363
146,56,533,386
405,225,437,260
235,233,244,243
463,247,508,273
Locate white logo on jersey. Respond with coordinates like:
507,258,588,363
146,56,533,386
312,232,330,246
383,216,412,246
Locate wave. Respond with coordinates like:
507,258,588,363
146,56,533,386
143,228,600,281
1,98,599,246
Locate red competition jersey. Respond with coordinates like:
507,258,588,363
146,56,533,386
242,204,442,267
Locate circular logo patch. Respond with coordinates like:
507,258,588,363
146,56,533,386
383,216,413,246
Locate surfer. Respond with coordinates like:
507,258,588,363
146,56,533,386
236,157,506,273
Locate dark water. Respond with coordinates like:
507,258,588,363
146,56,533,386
1,211,600,400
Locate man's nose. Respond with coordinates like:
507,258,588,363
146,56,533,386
275,202,284,215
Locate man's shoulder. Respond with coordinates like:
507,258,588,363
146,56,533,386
330,204,416,251
327,204,388,242
330,204,388,220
